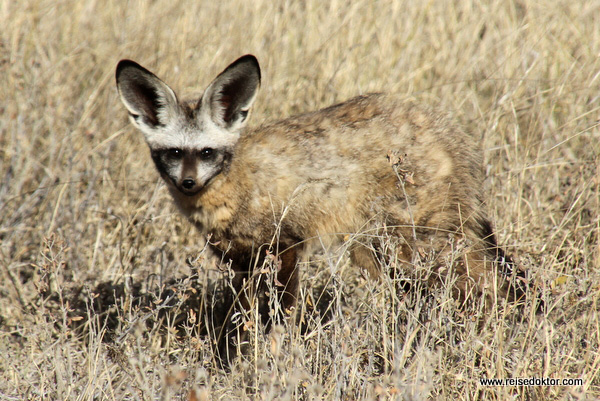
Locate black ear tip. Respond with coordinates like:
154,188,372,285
239,54,259,66
117,59,137,70
230,54,261,81
116,59,135,80
116,59,151,82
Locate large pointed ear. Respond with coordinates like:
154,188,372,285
200,55,261,132
115,60,180,133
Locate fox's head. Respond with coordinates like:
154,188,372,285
115,55,261,196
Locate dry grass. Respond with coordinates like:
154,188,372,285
1,0,599,399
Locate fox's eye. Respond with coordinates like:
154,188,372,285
199,148,215,160
168,148,183,158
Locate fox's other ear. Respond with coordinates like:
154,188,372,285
201,55,261,132
115,60,179,131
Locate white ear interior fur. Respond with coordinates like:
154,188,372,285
200,55,261,133
116,60,181,140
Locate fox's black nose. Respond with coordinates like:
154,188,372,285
182,178,196,189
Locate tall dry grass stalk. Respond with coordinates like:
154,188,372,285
1,0,599,399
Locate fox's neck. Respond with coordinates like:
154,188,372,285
169,170,240,235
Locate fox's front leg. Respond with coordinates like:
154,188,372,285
216,247,299,366
216,255,253,367
276,247,299,317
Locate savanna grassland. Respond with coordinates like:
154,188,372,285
1,0,599,399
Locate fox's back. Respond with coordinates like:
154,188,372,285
226,93,486,248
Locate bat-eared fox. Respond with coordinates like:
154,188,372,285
115,54,525,363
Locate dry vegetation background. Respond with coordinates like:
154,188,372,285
1,0,599,399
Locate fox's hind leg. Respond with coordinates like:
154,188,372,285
349,243,382,278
